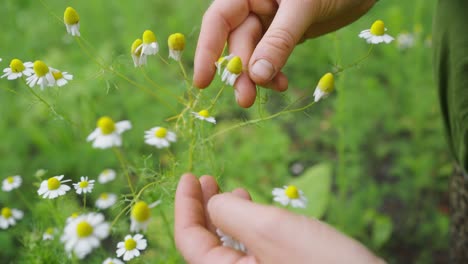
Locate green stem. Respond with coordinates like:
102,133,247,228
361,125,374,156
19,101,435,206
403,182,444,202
207,85,226,111
335,46,374,74
113,147,135,195
160,209,176,248
15,189,33,211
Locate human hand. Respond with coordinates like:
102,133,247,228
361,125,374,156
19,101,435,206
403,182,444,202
193,0,376,108
174,173,385,264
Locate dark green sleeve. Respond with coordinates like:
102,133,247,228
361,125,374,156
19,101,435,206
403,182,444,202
433,0,468,174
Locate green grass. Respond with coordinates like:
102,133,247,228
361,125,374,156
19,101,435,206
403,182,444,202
0,0,450,263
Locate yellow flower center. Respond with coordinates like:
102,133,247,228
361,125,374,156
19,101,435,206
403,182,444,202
198,110,210,118
76,221,93,238
284,185,300,199
47,177,61,190
124,238,137,250
70,212,79,219
168,33,185,51
1,207,12,219
226,56,242,74
52,71,63,80
142,30,157,44
100,193,109,199
131,38,143,55
79,181,89,188
97,116,116,135
154,127,168,138
45,227,54,235
33,61,49,77
64,7,80,25
131,201,150,222
6,176,15,184
10,59,25,73
370,20,385,36
317,72,334,93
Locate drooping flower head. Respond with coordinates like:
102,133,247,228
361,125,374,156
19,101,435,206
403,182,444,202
192,109,216,124
73,176,95,195
87,116,132,149
95,193,117,210
359,20,394,44
26,60,55,89
0,207,23,229
50,69,73,87
37,175,72,199
116,234,147,261
1,59,34,80
215,54,234,75
43,227,57,241
2,175,22,192
98,169,116,184
137,30,159,56
64,7,80,37
61,213,110,259
272,185,307,208
144,126,177,149
216,229,247,253
130,201,151,233
167,33,186,61
221,56,242,86
313,72,334,102
131,38,146,67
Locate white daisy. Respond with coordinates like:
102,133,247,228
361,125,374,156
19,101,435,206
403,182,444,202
73,176,95,195
313,72,335,102
66,212,80,224
98,169,116,184
136,30,159,56
168,33,185,61
35,169,47,178
130,200,160,233
43,227,57,241
215,54,234,75
216,228,247,253
396,32,415,50
131,38,147,67
1,59,33,80
2,175,22,192
25,60,55,89
144,126,176,149
272,185,307,208
61,212,110,259
87,116,132,149
50,68,73,87
37,175,72,199
221,56,242,86
0,207,23,229
103,258,124,264
116,234,147,262
192,109,216,124
95,193,117,210
64,7,80,37
359,20,394,44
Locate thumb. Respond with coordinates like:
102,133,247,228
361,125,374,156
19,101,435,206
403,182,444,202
249,1,314,85
208,193,384,264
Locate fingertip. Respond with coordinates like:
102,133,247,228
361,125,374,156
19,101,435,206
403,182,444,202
231,188,251,201
234,74,257,108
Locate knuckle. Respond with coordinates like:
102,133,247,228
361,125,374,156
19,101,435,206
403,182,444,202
263,27,296,62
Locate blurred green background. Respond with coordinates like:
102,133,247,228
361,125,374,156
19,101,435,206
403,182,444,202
0,0,451,263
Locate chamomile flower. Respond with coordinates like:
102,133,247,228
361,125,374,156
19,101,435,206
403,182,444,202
215,54,234,75
95,193,117,210
103,258,124,264
168,33,185,61
272,185,307,208
43,227,57,241
2,175,22,192
61,212,110,259
130,200,161,233
359,20,394,44
116,234,147,261
144,126,176,149
64,7,80,37
396,32,415,50
221,56,243,86
136,30,159,56
35,169,47,178
98,169,116,184
1,59,33,80
216,229,247,253
66,212,80,224
73,176,95,195
50,68,73,87
313,72,334,102
192,109,216,124
26,60,55,89
131,38,146,67
87,116,132,149
0,207,23,229
37,175,72,199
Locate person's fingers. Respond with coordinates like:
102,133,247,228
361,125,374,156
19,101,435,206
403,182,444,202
249,1,315,85
231,188,252,200
228,15,262,108
208,193,383,264
262,71,288,92
199,175,219,233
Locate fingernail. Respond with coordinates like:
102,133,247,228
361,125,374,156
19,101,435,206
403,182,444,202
251,59,275,81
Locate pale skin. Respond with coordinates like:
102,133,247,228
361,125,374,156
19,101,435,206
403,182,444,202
193,0,377,107
175,174,385,264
